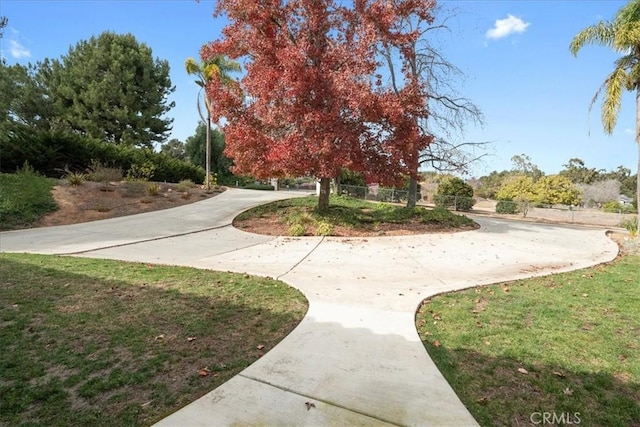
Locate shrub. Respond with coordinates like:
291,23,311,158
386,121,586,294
495,200,518,214
203,173,218,188
243,183,275,191
65,172,86,186
126,162,156,181
315,221,334,236
376,188,408,203
288,223,306,236
177,179,196,192
87,160,123,183
146,183,162,196
621,217,638,237
0,171,58,229
418,206,475,228
602,201,636,214
435,177,475,211
0,128,205,183
433,194,476,211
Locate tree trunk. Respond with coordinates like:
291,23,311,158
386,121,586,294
407,177,418,208
205,111,211,190
318,177,331,213
636,88,639,223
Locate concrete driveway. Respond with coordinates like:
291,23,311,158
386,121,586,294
0,188,619,426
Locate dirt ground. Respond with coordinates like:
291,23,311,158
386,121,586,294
234,213,479,237
33,180,223,228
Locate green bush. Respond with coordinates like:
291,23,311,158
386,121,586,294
435,177,475,211
126,162,156,181
288,223,306,236
376,188,407,203
243,183,275,191
495,200,519,214
433,195,476,211
0,128,205,183
417,206,475,228
218,175,256,187
603,201,636,214
0,170,58,229
177,179,196,192
203,173,218,188
65,172,86,186
146,182,162,196
340,185,367,198
315,221,334,236
621,217,638,237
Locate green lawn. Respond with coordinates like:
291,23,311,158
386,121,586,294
0,170,58,230
0,253,308,426
417,254,640,426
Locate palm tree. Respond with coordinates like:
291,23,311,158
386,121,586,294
570,0,640,222
185,55,240,189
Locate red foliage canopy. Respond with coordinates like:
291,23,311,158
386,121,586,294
202,0,435,185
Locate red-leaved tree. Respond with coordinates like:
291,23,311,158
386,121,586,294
203,0,435,212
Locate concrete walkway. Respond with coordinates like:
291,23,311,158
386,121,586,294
0,189,619,426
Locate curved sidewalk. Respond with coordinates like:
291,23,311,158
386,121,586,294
0,189,619,426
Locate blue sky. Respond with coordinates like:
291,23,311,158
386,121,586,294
1,0,636,178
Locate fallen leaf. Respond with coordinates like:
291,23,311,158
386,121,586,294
476,321,483,328
432,340,441,347
518,368,529,375
187,337,196,342
199,368,211,377
154,334,165,340
257,344,265,350
476,396,489,405
553,371,566,378
563,387,573,396
305,401,316,410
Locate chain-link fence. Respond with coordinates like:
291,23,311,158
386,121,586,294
338,184,418,204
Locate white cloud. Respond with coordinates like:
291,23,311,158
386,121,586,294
486,14,531,40
624,128,634,134
10,39,31,58
8,28,31,59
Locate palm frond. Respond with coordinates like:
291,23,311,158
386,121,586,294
185,57,200,76
601,67,627,134
569,22,615,56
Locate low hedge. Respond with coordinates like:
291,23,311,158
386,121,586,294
495,200,519,214
1,127,205,183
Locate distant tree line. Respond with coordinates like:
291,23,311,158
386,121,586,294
474,154,637,211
